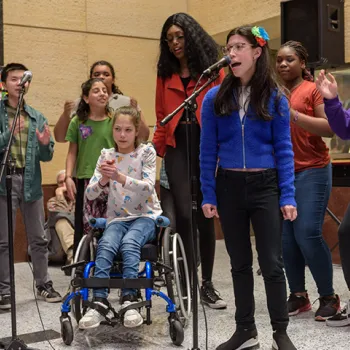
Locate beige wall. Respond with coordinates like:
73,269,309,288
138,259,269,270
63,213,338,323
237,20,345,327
3,0,350,183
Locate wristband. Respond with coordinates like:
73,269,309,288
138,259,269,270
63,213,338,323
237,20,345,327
293,110,299,123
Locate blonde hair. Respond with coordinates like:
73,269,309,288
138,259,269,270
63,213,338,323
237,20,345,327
56,170,66,183
112,106,141,151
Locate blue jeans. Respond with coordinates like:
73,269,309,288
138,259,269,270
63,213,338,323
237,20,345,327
93,217,156,299
282,163,334,296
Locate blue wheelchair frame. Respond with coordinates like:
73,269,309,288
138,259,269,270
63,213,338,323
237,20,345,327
59,216,185,346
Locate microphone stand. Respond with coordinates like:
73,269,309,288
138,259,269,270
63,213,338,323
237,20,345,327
0,86,35,350
161,72,219,350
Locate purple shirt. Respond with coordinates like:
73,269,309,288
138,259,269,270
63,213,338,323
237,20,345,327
324,96,350,140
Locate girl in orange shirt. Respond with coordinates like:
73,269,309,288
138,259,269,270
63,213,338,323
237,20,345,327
276,40,340,321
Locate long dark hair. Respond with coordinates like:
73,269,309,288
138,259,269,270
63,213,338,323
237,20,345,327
279,41,314,81
157,13,220,80
89,60,124,94
76,78,110,122
214,25,282,121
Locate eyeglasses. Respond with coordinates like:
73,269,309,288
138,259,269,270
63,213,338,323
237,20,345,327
222,42,253,55
165,35,185,44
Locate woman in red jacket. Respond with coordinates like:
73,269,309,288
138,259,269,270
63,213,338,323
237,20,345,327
153,13,226,309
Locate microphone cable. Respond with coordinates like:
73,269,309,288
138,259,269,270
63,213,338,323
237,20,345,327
27,257,58,350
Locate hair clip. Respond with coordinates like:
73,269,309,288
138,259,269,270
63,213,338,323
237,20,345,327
251,26,270,47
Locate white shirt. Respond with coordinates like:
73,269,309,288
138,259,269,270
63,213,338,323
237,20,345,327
238,86,251,121
86,143,162,225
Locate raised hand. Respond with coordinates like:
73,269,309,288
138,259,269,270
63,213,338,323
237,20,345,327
36,124,51,145
63,100,76,118
315,69,338,100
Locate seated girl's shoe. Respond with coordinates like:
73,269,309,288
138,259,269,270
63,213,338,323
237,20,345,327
121,294,143,328
79,297,115,329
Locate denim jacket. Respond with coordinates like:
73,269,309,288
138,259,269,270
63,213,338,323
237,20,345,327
0,98,54,201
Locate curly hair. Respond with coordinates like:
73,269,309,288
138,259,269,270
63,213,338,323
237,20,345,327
89,60,124,95
279,41,314,81
76,78,110,122
157,13,220,79
214,25,282,121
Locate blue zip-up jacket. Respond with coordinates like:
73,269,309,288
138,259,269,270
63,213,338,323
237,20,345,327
0,98,54,202
200,86,296,208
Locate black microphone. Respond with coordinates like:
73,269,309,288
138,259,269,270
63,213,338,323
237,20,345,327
19,71,33,86
203,56,231,76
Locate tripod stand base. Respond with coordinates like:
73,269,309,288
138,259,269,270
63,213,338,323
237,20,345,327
3,338,37,350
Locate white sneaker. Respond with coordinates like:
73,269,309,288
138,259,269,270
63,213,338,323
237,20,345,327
121,300,143,328
79,301,114,329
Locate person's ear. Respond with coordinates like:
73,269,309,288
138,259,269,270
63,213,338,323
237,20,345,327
254,47,262,60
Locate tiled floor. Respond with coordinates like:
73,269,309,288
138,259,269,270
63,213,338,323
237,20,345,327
0,240,349,350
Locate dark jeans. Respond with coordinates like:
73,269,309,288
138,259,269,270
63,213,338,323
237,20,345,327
164,124,216,282
338,203,350,290
216,168,288,331
282,164,333,296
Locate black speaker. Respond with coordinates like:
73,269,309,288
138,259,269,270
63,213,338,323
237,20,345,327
281,0,344,67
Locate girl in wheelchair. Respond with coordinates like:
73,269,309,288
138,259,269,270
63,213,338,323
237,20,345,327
78,105,162,329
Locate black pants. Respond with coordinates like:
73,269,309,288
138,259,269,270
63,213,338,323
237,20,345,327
164,124,215,282
73,178,85,254
160,186,176,232
338,203,350,290
216,168,289,331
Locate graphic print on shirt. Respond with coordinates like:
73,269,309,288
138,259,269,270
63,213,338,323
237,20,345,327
79,124,93,139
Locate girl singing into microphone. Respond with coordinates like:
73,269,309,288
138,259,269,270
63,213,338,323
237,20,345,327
200,25,297,350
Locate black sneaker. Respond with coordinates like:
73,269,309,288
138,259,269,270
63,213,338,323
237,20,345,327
272,330,297,350
37,282,62,303
0,294,11,310
216,328,259,350
315,294,340,321
326,300,349,327
201,281,227,309
287,293,311,316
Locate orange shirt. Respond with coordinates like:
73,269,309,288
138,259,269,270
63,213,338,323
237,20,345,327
290,80,330,172
153,70,225,158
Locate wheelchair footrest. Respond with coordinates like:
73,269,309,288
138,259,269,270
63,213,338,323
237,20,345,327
118,300,151,317
72,277,153,289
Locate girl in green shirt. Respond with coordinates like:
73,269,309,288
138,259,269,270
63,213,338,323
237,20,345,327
65,77,113,252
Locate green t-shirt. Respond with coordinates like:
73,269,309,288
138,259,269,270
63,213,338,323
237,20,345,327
65,116,114,179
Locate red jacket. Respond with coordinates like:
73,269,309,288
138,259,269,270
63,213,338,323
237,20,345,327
153,70,225,157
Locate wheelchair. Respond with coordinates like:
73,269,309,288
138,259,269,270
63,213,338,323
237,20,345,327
59,216,191,346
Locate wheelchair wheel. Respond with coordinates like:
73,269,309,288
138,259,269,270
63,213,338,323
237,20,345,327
169,319,184,346
60,314,74,345
163,228,191,325
70,232,95,323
